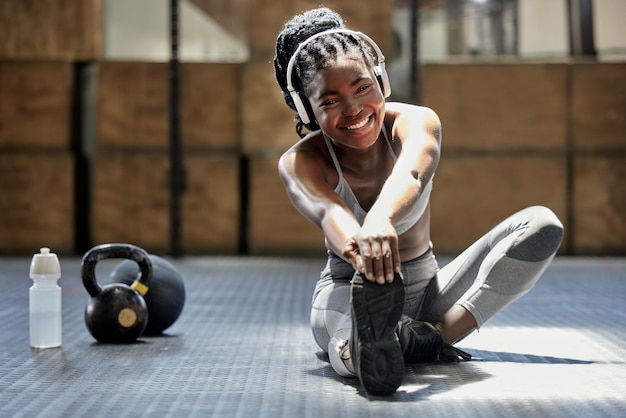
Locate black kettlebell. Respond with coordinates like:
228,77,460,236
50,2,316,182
109,255,185,335
82,243,153,343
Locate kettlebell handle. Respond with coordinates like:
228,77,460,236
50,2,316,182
81,243,153,298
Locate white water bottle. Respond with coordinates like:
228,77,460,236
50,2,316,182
29,247,62,348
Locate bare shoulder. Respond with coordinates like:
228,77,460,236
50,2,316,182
278,131,328,181
384,102,441,144
385,102,441,127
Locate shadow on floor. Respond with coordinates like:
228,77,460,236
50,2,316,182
311,348,593,400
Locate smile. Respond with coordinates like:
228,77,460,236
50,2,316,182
345,116,371,130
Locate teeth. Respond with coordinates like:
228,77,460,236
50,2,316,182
346,117,369,130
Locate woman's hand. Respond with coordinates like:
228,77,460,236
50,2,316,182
342,218,401,285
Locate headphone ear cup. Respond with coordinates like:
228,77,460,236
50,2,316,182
375,64,392,98
290,90,312,125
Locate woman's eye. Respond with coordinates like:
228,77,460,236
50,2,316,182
357,84,371,94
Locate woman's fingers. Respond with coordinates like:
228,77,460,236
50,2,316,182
359,239,397,284
380,241,394,282
346,234,399,284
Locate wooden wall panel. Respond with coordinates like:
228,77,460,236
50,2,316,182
92,152,170,252
573,156,626,254
241,60,298,154
0,153,74,254
0,0,102,60
248,155,325,254
182,64,241,150
181,153,240,253
571,63,626,150
98,62,241,150
430,154,568,254
422,63,567,151
97,62,169,149
0,61,73,149
92,152,241,254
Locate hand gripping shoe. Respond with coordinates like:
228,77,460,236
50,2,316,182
350,272,405,395
396,315,472,363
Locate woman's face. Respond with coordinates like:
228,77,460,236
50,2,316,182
305,53,385,149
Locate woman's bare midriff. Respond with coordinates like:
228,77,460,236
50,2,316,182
398,205,432,262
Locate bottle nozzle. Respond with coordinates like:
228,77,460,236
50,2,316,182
30,247,61,275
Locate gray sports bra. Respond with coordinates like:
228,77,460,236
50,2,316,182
323,129,432,235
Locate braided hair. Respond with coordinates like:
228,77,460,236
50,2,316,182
274,7,376,137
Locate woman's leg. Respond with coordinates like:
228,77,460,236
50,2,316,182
313,247,441,373
420,205,564,344
400,247,440,319
310,253,356,377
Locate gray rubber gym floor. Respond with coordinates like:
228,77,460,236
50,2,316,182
1,255,624,417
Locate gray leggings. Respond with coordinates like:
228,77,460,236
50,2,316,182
311,205,564,357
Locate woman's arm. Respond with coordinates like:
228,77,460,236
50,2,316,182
353,103,442,283
278,145,362,260
372,103,441,227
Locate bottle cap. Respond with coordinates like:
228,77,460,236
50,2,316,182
30,247,61,275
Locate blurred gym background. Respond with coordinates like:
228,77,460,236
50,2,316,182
0,0,624,257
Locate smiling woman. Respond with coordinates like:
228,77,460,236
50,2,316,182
272,6,564,396
307,56,385,149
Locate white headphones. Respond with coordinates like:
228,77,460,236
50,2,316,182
285,28,391,125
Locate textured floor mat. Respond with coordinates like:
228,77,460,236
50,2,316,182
0,256,624,417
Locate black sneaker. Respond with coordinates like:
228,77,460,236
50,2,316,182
396,315,472,363
350,272,405,396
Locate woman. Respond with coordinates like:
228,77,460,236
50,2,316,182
273,7,563,396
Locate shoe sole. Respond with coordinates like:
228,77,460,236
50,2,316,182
351,273,405,395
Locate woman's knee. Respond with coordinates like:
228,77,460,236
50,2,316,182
508,206,564,262
311,307,331,350
310,282,352,351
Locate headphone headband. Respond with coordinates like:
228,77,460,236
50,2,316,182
285,28,391,125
